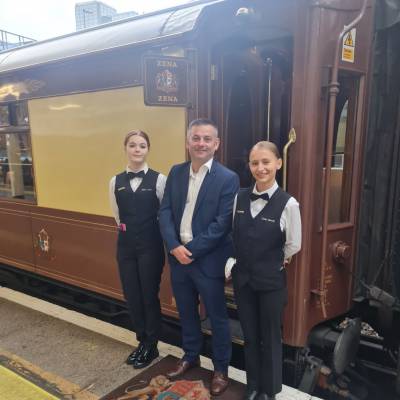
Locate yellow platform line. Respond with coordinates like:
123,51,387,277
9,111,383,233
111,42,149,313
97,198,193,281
0,347,98,400
0,365,59,400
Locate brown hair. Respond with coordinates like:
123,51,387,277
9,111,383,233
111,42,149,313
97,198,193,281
124,130,150,148
250,141,281,159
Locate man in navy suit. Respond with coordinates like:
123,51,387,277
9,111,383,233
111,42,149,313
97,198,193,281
159,118,239,395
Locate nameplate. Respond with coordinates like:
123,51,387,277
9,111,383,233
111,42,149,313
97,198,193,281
141,188,153,191
143,56,189,107
261,217,275,223
236,210,245,214
117,187,126,191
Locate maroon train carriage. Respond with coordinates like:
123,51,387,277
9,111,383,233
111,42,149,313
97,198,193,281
0,0,399,397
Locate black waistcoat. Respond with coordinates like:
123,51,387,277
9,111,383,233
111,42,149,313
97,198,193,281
232,187,290,291
115,169,163,253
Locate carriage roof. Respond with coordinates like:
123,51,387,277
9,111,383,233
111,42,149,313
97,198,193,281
0,0,222,73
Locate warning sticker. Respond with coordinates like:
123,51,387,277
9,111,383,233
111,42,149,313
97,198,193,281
342,28,356,63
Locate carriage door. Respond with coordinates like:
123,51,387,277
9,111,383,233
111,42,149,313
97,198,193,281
210,40,292,318
321,73,363,315
210,41,292,187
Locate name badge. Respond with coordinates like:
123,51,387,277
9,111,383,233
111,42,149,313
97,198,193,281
117,186,126,191
261,217,275,223
141,188,153,191
236,210,245,214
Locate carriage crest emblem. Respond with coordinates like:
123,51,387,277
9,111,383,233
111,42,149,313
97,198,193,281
37,229,50,253
155,69,178,93
35,228,55,260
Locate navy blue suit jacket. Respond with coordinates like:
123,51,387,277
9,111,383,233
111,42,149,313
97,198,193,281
159,160,239,280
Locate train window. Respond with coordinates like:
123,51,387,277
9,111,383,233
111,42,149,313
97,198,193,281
12,102,29,126
0,105,10,127
0,133,35,201
160,46,185,57
0,101,35,202
328,76,358,224
333,100,348,168
225,75,254,187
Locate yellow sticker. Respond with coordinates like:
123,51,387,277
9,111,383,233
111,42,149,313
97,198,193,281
344,31,354,46
342,28,356,63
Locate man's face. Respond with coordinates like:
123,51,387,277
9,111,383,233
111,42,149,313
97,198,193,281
186,124,220,165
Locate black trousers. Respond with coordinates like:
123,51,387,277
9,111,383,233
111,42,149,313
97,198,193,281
117,245,164,346
233,282,287,396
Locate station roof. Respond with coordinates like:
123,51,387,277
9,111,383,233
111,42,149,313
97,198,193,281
0,0,223,74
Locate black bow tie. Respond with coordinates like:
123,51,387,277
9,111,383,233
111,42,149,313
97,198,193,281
250,192,269,202
127,171,145,180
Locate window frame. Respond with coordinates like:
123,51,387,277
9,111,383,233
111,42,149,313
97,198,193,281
326,74,360,225
0,101,36,204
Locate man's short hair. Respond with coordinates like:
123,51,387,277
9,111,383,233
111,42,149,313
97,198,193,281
188,118,218,137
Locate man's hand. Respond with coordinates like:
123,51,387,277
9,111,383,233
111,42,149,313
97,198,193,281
171,245,193,265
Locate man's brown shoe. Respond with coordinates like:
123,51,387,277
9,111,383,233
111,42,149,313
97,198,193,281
166,359,200,379
210,371,229,396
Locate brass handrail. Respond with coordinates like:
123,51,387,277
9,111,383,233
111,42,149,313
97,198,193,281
282,128,296,191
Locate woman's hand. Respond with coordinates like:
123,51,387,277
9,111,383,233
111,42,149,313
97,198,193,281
224,257,236,280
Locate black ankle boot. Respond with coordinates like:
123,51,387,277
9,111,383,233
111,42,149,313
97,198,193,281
133,344,159,369
126,342,145,365
243,387,258,400
257,393,276,400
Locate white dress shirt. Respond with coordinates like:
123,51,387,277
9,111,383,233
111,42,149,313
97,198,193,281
109,163,166,225
225,181,301,278
180,158,213,244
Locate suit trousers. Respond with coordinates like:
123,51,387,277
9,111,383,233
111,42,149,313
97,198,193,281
234,282,287,396
171,266,231,373
117,248,163,346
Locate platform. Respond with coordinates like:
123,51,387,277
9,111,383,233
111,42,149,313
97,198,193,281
0,287,322,399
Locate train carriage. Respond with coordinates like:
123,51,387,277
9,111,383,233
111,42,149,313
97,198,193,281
0,0,398,396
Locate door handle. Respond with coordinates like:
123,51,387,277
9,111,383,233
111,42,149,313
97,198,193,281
282,128,296,191
332,241,351,263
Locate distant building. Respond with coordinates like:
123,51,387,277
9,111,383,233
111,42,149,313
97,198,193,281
0,29,35,52
75,1,138,31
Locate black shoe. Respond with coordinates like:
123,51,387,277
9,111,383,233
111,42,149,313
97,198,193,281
126,343,145,365
133,345,159,369
257,394,275,400
244,388,258,400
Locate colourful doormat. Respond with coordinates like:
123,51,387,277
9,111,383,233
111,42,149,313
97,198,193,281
100,355,245,400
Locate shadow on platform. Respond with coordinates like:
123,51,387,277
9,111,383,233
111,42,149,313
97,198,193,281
101,355,245,400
